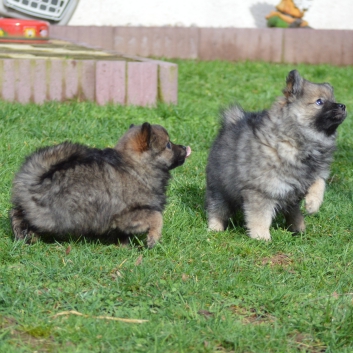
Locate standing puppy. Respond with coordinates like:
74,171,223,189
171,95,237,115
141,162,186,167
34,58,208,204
10,122,191,248
206,70,346,240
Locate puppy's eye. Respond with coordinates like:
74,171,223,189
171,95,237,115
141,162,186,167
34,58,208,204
316,99,324,106
166,142,172,149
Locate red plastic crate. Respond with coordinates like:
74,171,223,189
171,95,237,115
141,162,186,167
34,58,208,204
0,18,49,43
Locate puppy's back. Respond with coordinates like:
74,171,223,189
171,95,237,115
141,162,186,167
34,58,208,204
11,142,123,235
14,142,87,186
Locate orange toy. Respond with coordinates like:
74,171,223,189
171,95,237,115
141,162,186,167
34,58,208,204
276,0,304,18
266,0,310,28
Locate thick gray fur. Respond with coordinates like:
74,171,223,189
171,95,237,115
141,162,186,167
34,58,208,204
206,70,346,240
10,123,188,248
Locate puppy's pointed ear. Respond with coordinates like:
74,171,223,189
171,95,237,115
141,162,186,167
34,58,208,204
283,70,304,98
323,82,334,94
137,122,152,151
129,124,135,129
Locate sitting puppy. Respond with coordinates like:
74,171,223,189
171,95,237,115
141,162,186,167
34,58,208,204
206,70,346,240
10,122,191,248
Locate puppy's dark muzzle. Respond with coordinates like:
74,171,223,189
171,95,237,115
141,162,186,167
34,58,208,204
336,102,347,121
169,144,191,170
338,103,346,111
175,145,187,167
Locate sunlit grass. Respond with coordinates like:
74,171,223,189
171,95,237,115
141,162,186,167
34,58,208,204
1,60,353,352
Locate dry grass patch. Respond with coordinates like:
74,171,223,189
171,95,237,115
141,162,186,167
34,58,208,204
290,332,327,353
0,315,56,352
260,252,293,267
228,305,276,326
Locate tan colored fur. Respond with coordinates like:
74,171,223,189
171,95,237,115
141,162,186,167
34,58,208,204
206,70,346,241
305,178,325,214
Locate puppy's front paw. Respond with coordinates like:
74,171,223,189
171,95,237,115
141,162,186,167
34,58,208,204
305,195,323,214
287,222,306,234
305,178,325,214
208,217,225,232
147,237,157,249
248,229,272,241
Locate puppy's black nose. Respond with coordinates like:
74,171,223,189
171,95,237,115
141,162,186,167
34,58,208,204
338,103,346,111
182,145,186,150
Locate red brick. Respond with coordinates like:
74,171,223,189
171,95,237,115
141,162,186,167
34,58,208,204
49,60,64,101
32,59,47,104
158,62,178,104
199,28,283,62
150,27,164,57
127,62,157,106
1,60,16,102
114,27,142,56
283,29,317,64
80,60,95,101
176,27,199,59
341,30,353,65
50,25,67,39
96,61,126,105
16,60,31,104
97,26,114,50
64,60,79,100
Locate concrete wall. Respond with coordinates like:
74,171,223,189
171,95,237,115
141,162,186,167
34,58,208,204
68,0,353,30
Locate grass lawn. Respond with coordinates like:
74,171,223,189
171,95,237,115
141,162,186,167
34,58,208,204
1,60,353,352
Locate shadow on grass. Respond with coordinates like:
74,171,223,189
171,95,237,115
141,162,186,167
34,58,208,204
5,213,147,248
172,185,302,237
174,184,288,224
173,183,207,217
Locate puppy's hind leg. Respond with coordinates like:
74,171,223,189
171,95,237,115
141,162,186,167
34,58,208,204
284,203,306,233
243,192,275,241
9,207,35,243
206,197,231,232
305,178,325,214
114,210,163,249
145,211,163,249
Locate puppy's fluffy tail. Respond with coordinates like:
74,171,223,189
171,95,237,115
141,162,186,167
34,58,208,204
12,142,82,195
221,104,246,127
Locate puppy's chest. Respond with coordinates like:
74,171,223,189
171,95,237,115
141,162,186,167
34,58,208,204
257,141,326,198
257,138,299,167
275,140,299,164
263,139,324,169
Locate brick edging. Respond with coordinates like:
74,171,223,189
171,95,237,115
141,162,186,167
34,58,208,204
51,26,353,66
